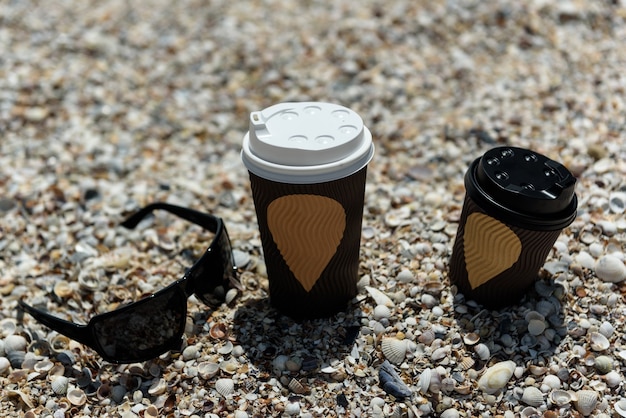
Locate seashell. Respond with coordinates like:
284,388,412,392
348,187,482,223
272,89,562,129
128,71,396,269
0,318,17,337
49,334,71,352
75,367,93,388
574,390,598,416
525,310,545,322
589,332,610,351
0,356,10,375
144,405,159,418
272,354,289,373
595,254,626,283
4,334,28,354
423,281,445,296
534,300,555,317
197,361,219,380
609,191,626,214
431,346,450,362
67,388,87,406
47,363,65,378
378,360,412,399
182,345,199,361
418,329,436,345
110,385,127,403
284,401,301,416
474,343,490,361
373,305,392,320
594,355,613,374
77,271,101,293
33,359,54,374
520,406,540,418
148,378,167,396
521,386,544,407
549,389,573,406
209,323,228,340
417,368,432,393
541,374,561,390
50,375,69,395
225,288,239,305
28,340,51,357
459,356,475,370
7,350,25,368
55,350,76,366
215,378,235,397
599,321,615,338
218,341,234,356
365,286,395,308
396,269,414,283
527,319,546,336
381,338,407,365
615,398,626,417
220,359,239,374
53,280,74,298
603,370,621,388
287,378,308,395
477,360,516,394
440,409,460,418
463,332,480,346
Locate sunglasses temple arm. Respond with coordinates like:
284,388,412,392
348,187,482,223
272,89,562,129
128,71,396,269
18,300,97,348
120,202,220,232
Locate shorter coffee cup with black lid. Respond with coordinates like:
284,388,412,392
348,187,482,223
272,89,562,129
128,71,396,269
449,146,578,308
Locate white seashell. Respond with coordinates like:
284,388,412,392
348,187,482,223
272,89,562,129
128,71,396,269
197,361,219,380
396,269,414,283
218,341,234,355
440,408,460,418
67,388,87,406
220,359,239,374
521,386,544,407
373,305,392,320
520,406,539,418
284,401,301,416
148,378,167,396
3,335,27,354
595,255,626,283
272,354,289,372
365,286,395,307
381,338,407,365
615,398,626,417
463,332,480,346
603,370,621,388
477,360,516,394
576,251,595,269
50,375,69,395
474,343,490,361
589,332,610,351
0,356,10,375
215,378,235,397
417,368,431,393
418,329,436,345
541,374,561,391
182,345,199,361
549,389,573,406
609,191,626,214
527,319,546,336
33,359,54,373
0,318,17,337
599,321,615,338
574,389,598,416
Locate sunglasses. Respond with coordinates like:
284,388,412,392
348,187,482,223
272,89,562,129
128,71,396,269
19,202,241,364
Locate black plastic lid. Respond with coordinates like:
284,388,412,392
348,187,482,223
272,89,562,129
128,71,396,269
465,146,578,230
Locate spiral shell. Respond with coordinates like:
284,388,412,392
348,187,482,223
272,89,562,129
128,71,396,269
381,337,407,365
521,386,544,407
477,360,516,394
215,378,235,397
574,390,598,416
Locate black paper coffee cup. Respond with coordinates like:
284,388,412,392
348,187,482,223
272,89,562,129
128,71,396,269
449,146,578,308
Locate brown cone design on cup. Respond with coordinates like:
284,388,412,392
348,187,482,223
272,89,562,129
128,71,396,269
464,212,522,289
267,194,346,292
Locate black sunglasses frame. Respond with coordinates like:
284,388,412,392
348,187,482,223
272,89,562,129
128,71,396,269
19,202,240,363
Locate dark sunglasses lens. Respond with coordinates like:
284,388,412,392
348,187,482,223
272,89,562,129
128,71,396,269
192,228,238,307
91,287,187,362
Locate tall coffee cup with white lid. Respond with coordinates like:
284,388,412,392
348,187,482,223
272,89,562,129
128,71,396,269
241,102,374,319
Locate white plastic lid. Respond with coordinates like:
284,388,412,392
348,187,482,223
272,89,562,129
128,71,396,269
241,102,374,184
